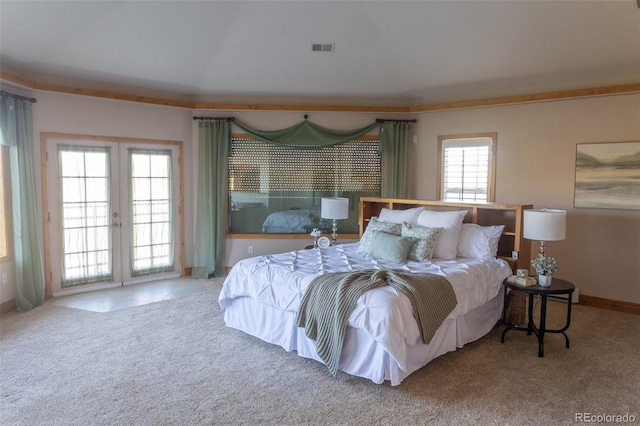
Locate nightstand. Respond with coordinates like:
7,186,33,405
501,277,575,357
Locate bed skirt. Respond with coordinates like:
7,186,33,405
222,287,504,386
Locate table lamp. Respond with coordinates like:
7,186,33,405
321,197,349,243
523,208,567,258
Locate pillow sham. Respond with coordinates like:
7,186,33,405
366,231,413,264
486,225,504,257
357,218,402,255
401,223,443,262
378,207,424,225
416,209,467,260
457,223,505,259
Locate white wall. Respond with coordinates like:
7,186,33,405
1,88,638,306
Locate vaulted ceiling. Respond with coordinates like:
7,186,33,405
1,1,639,108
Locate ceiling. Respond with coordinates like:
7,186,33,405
1,1,639,108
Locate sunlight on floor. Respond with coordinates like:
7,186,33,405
48,278,219,313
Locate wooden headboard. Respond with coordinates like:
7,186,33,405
359,197,533,274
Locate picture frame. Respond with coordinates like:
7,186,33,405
574,141,640,210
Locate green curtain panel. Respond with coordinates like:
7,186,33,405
233,119,377,149
0,93,45,312
379,122,412,198
193,121,230,278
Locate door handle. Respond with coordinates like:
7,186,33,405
112,222,120,228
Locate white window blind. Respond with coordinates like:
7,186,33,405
441,137,492,202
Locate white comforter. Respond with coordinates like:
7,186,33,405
218,242,512,370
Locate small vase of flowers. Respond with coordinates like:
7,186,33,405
531,256,558,287
310,228,322,247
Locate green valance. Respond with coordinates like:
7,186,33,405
233,119,378,149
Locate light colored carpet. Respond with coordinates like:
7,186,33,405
1,278,638,425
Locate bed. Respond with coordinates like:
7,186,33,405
219,198,532,385
261,209,325,233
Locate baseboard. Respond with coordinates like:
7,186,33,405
0,299,16,315
548,287,580,304
579,294,640,316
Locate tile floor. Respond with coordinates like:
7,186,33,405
48,277,219,313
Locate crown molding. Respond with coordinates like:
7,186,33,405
0,71,194,109
2,71,639,114
191,102,410,113
408,83,640,112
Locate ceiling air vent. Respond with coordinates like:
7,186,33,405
311,43,335,52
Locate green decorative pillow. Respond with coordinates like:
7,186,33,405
357,218,402,256
401,223,443,262
366,231,413,264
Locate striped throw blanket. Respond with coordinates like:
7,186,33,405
296,269,458,376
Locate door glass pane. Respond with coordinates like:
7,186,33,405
58,146,113,286
129,149,173,276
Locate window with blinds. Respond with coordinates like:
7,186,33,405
228,136,381,234
438,134,496,203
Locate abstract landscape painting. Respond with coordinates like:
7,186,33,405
574,141,640,210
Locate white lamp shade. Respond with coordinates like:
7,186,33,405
523,209,567,241
321,197,349,220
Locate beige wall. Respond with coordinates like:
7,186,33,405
410,94,640,304
1,87,638,306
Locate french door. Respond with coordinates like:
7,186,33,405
46,137,181,296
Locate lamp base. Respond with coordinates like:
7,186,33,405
331,219,338,244
538,241,546,257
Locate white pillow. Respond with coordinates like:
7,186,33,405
378,207,424,225
416,210,467,260
457,223,505,259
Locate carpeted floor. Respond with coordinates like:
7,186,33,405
1,278,638,425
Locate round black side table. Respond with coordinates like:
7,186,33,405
501,277,575,357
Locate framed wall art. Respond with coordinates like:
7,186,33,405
574,141,640,210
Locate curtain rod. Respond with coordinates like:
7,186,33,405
376,119,416,123
0,90,37,103
192,116,414,124
193,116,235,121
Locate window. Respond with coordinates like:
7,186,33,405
228,136,381,234
0,146,12,262
437,133,497,202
